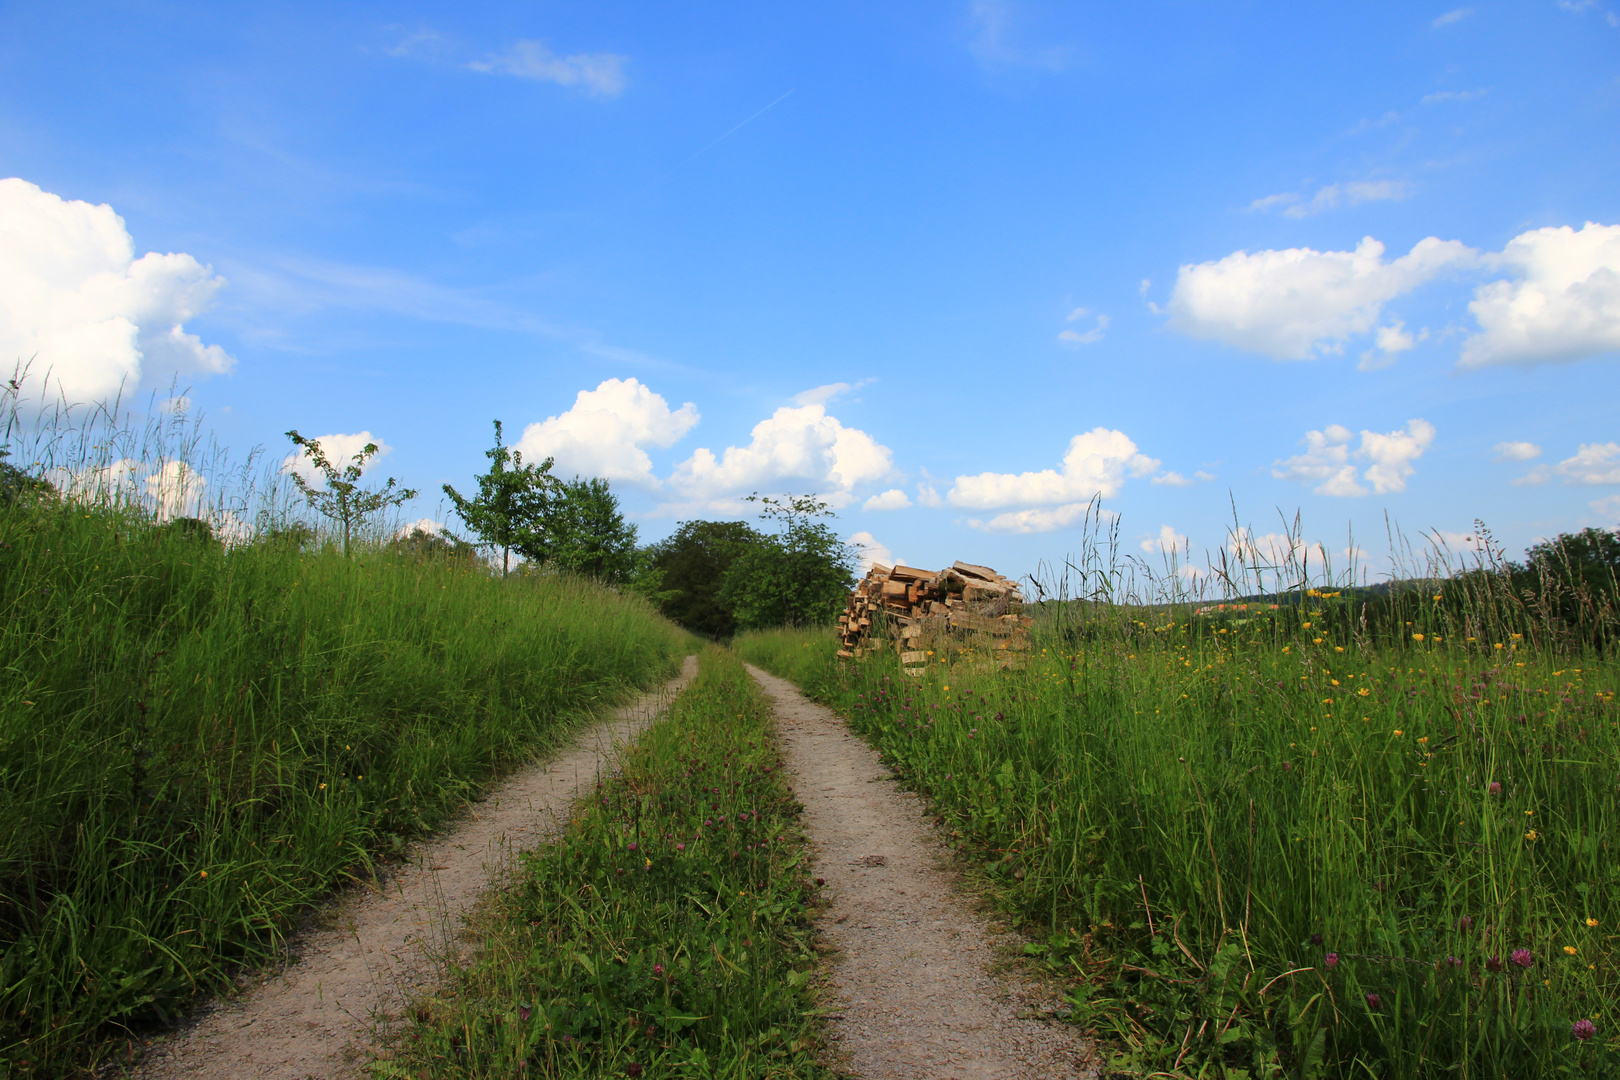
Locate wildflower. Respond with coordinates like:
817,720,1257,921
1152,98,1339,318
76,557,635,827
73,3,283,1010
1459,915,1474,931
1573,1019,1597,1042
1487,955,1503,972
1358,687,1370,696
1366,992,1382,1010
1511,949,1534,968
1445,955,1462,968
518,1004,531,1021
816,877,825,886
1489,781,1502,795
676,843,685,851
1565,946,1578,955
1282,761,1292,771
1393,729,1403,737
1413,633,1425,642
1325,952,1339,969
199,871,207,878
1588,917,1600,928
653,964,664,977
1310,933,1323,946
1525,830,1538,841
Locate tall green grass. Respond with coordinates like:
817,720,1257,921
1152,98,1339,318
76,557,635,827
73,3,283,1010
380,647,828,1080
0,377,694,1076
738,604,1620,1076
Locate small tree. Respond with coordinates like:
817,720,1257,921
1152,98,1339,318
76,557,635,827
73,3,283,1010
719,493,856,631
443,420,556,576
645,519,764,638
285,430,418,556
522,476,639,582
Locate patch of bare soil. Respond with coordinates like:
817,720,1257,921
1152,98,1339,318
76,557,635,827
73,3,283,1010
135,656,698,1080
747,665,1095,1080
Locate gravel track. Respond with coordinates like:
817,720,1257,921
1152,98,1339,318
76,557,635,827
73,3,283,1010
747,664,1095,1080
136,656,698,1080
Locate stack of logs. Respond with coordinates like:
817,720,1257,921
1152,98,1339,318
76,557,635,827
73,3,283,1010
836,560,1032,676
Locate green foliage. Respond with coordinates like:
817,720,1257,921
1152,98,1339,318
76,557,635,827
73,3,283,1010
0,499,690,1077
442,420,556,577
387,525,482,565
522,476,639,583
738,622,1620,1078
1512,527,1620,648
381,648,829,1080
0,449,56,507
285,430,419,556
718,494,856,632
644,520,764,639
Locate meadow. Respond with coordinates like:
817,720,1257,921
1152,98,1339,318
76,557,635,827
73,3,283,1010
380,647,827,1080
738,581,1620,1077
0,387,694,1077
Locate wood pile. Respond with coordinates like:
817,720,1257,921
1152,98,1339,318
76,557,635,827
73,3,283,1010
835,560,1033,675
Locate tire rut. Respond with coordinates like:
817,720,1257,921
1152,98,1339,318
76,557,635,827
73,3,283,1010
747,664,1095,1080
136,656,699,1080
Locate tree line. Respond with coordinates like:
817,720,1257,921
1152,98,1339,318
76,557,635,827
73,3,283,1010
282,420,857,638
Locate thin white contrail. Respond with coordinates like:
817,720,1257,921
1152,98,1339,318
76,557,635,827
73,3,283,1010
660,88,797,180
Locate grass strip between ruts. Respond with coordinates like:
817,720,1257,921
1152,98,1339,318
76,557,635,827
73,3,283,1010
375,647,830,1080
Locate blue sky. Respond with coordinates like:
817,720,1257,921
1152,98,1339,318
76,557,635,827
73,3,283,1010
3,1,1618,588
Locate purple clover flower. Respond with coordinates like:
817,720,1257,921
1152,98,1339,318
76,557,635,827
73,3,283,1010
1573,1019,1597,1042
1511,948,1534,968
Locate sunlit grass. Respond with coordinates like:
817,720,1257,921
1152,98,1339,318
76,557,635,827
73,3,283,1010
738,615,1620,1077
379,647,828,1080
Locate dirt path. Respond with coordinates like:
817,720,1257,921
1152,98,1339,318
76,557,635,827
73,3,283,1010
747,665,1094,1080
137,656,699,1080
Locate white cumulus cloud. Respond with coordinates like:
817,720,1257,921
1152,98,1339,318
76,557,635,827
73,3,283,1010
1141,524,1189,554
848,530,899,572
1460,222,1620,369
1359,320,1428,369
863,488,912,511
670,401,893,504
469,40,628,97
1591,493,1620,519
1169,235,1474,360
1272,419,1435,497
1059,308,1109,346
1493,440,1542,462
1553,443,1620,485
516,378,699,488
967,501,1102,534
947,428,1159,509
281,432,392,485
0,177,233,402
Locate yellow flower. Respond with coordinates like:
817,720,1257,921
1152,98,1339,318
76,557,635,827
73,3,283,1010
319,783,327,790
1565,946,1578,955
1412,633,1425,642
1588,918,1600,928
1494,643,1504,650
1313,637,1324,644
1335,646,1345,653
1525,830,1538,841
1393,729,1403,737
1418,736,1429,744
1302,622,1312,629
1358,688,1371,697
199,871,207,878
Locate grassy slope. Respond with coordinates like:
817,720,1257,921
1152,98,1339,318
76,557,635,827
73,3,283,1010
381,646,828,1080
0,502,692,1076
737,624,1620,1078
